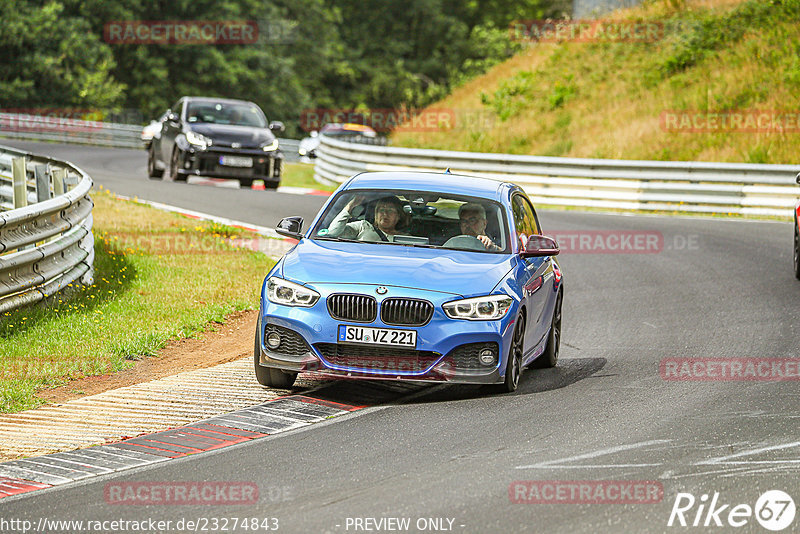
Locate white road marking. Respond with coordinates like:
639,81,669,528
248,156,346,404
696,440,800,465
515,439,671,470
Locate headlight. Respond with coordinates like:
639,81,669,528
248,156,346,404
298,148,307,156
261,139,279,152
266,277,319,307
186,131,212,149
443,295,513,321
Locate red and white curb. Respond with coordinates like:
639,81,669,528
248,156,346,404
0,395,361,500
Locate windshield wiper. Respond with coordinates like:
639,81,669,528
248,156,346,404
313,236,361,243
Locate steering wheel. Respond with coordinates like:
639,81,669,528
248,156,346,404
443,235,485,251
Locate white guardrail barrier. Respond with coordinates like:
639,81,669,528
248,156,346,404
314,135,800,217
0,144,94,314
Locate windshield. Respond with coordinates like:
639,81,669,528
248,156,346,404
312,190,509,253
185,101,267,127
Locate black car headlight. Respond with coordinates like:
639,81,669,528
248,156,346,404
443,295,512,321
267,277,319,307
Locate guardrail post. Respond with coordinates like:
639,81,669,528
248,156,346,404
34,163,51,202
52,167,66,196
12,156,27,208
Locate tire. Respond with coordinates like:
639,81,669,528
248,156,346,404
254,321,298,388
497,314,525,393
794,222,800,280
169,148,187,182
239,179,253,189
147,145,163,179
533,290,562,369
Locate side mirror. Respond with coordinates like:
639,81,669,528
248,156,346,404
269,121,285,133
276,216,303,239
520,235,560,257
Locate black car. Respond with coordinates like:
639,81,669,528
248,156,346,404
148,97,285,189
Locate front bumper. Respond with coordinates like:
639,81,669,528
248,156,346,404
178,146,283,184
257,283,517,384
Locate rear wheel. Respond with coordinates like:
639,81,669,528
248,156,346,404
147,145,163,179
533,290,562,369
254,321,297,388
794,222,800,280
497,314,525,393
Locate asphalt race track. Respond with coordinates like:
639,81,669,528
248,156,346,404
2,140,799,533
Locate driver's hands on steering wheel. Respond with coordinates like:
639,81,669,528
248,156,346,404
477,234,501,251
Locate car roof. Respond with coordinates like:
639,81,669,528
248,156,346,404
183,96,258,106
342,171,515,201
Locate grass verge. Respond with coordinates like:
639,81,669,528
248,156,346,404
0,189,276,413
391,0,800,164
283,162,337,192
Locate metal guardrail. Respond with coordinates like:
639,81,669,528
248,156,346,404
0,113,143,148
314,135,800,217
0,113,303,162
0,144,94,314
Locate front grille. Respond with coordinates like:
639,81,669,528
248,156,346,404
446,342,499,370
380,298,434,326
315,343,441,373
264,324,311,356
327,294,377,322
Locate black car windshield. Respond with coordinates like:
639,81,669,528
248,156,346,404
185,101,267,127
312,190,510,253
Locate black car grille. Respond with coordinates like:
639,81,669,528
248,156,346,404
327,294,377,322
264,324,311,356
314,343,441,373
446,342,499,370
380,298,434,326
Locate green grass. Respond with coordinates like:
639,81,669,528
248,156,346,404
0,189,276,413
282,162,337,192
391,0,800,164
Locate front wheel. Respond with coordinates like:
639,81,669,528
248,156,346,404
533,290,562,369
794,222,800,280
254,322,297,388
169,148,187,182
497,314,525,393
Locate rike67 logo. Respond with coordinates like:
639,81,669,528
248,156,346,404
668,490,796,531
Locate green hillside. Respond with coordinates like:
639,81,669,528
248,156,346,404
391,0,800,164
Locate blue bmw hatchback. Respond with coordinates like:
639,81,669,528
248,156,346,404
256,171,563,393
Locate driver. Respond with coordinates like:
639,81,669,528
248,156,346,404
458,203,501,251
327,195,406,242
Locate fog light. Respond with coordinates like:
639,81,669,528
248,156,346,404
184,161,191,169
266,332,281,349
479,348,496,365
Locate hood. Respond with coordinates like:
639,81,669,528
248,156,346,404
189,124,274,148
280,239,515,297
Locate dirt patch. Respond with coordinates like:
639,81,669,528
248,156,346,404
36,309,257,405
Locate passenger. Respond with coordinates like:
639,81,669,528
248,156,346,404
458,203,501,251
327,195,406,242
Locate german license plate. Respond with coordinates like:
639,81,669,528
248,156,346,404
338,325,416,348
219,155,253,167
